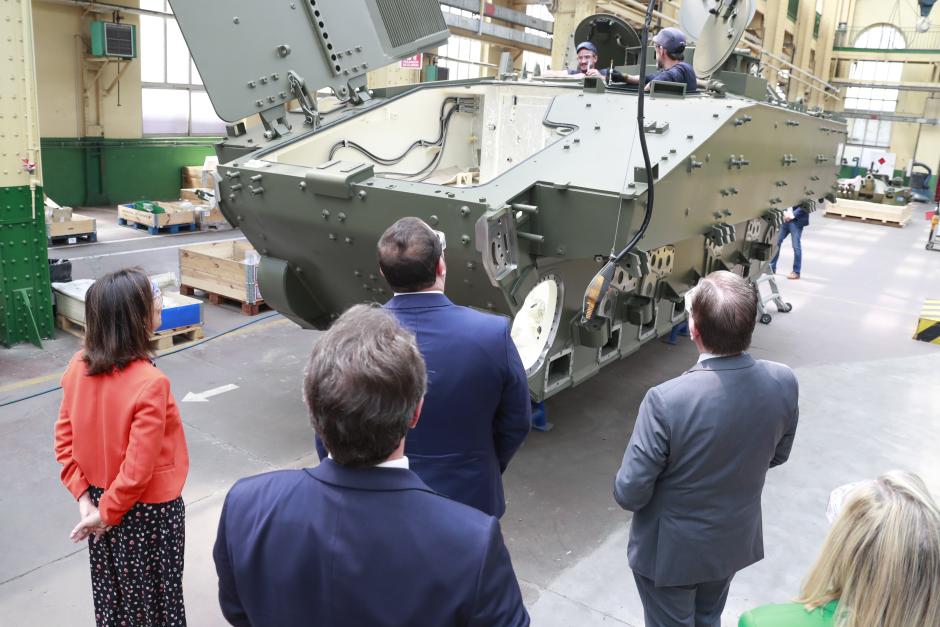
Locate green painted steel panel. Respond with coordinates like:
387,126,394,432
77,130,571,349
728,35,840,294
40,137,221,205
0,185,54,347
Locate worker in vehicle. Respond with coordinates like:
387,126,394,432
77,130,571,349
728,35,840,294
569,42,614,78
623,27,698,94
544,42,621,81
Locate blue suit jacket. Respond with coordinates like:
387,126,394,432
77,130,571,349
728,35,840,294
213,460,529,627
317,292,531,517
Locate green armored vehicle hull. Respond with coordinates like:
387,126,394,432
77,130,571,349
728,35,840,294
171,0,843,401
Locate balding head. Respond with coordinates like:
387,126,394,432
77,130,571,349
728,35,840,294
377,217,442,293
688,271,758,355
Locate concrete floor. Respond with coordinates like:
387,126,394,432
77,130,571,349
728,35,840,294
2,204,940,626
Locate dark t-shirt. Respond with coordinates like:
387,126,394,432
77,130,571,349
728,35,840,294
644,61,698,93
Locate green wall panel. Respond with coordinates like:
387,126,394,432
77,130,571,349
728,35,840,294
40,138,87,207
40,137,221,206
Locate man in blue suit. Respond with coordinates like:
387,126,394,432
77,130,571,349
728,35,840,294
319,217,531,517
214,305,529,627
770,201,811,279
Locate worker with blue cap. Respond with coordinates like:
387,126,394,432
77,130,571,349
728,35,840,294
625,27,698,93
565,41,620,80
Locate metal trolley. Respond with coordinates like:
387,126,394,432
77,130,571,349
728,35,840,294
753,272,793,325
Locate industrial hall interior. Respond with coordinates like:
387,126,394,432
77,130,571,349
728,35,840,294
5,0,940,625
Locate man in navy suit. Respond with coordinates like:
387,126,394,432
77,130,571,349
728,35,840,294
318,217,531,517
378,217,531,517
214,305,529,627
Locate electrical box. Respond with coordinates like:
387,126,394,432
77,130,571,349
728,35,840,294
90,21,137,59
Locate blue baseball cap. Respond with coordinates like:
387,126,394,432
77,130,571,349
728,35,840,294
652,27,686,54
576,41,598,54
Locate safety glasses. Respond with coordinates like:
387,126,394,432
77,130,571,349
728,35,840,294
432,229,447,252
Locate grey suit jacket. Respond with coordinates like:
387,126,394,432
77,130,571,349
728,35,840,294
613,353,799,587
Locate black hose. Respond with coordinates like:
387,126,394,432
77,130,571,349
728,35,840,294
612,0,657,264
327,98,457,165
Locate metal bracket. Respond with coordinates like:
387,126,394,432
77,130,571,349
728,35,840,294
287,70,320,128
259,104,292,139
476,206,520,286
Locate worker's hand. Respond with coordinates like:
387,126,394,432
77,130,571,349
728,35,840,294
784,216,793,222
585,68,601,77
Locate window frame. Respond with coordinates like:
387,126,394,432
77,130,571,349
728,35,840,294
139,0,224,137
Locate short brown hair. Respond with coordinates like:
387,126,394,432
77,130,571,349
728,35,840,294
303,304,427,467
689,271,758,355
377,217,441,293
83,268,155,375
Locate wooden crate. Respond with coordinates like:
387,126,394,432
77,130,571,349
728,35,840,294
179,240,262,307
824,198,912,227
47,213,96,239
118,203,196,230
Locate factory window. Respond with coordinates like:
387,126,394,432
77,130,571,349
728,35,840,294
853,24,907,49
843,60,902,149
522,4,554,73
139,0,225,135
437,6,484,80
787,0,800,21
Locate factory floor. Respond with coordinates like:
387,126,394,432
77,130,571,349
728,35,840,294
2,204,940,626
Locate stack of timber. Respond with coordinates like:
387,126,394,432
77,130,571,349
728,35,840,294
45,198,96,244
181,165,204,190
52,279,205,352
179,240,267,315
824,198,912,228
118,201,197,235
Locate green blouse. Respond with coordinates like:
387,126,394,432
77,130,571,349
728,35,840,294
739,600,839,627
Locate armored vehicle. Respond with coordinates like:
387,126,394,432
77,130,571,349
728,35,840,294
170,0,843,401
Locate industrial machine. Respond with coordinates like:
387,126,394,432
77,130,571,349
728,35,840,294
170,0,843,401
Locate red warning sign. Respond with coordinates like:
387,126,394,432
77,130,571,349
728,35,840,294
400,54,422,69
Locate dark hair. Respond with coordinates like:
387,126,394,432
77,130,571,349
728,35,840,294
303,304,427,468
83,268,154,375
377,217,441,293
689,271,758,355
667,47,685,61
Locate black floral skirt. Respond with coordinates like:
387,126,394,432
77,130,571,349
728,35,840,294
87,486,186,626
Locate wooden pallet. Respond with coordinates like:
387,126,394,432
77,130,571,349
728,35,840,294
49,231,98,245
180,284,269,316
823,212,910,228
118,217,197,235
56,315,205,352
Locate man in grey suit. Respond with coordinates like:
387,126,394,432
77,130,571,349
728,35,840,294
613,271,799,627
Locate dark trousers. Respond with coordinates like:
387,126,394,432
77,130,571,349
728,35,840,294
633,572,733,627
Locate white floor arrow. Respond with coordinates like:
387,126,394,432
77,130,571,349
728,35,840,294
182,383,239,403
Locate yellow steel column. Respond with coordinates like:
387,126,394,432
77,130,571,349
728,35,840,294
551,0,598,72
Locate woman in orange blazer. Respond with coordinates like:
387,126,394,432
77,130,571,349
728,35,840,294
54,268,189,627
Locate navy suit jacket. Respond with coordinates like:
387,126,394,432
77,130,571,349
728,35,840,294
214,460,529,627
317,292,531,517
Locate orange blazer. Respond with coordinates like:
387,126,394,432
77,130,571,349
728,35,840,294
54,352,189,526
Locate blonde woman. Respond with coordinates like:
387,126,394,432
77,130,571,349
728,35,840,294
739,471,940,626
